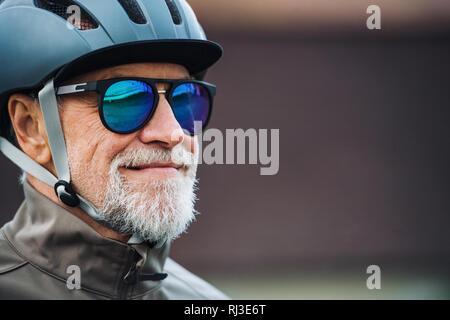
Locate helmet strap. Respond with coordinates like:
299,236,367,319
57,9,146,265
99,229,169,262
0,78,146,245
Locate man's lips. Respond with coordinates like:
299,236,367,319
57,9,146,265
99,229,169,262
119,162,184,179
122,162,183,170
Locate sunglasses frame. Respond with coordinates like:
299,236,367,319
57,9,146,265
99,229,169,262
56,77,216,135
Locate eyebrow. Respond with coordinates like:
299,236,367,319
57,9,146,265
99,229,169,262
101,71,193,81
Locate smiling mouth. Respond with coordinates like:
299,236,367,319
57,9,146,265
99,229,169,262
122,162,183,170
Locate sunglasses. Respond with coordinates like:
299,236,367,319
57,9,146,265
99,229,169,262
56,77,216,135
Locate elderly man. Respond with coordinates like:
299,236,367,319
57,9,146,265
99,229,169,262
0,0,228,299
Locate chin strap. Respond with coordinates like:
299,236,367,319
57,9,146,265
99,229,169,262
0,78,149,246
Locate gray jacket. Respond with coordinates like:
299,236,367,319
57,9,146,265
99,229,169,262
0,181,229,300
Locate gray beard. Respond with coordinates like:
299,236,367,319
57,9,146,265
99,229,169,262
97,146,199,243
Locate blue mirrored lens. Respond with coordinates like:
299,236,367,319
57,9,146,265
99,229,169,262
171,83,210,135
103,80,155,133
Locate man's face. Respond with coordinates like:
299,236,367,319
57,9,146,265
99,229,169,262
58,62,199,242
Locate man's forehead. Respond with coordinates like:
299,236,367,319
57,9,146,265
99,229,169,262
61,62,191,84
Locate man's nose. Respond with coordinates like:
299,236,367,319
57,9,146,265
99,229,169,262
136,90,184,148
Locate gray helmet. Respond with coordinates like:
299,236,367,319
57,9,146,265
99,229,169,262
0,0,223,245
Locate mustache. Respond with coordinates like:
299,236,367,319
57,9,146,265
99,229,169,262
110,145,196,170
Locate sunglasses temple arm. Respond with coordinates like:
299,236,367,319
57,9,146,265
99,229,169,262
209,84,216,96
55,82,97,95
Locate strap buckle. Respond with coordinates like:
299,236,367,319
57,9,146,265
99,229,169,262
54,180,80,207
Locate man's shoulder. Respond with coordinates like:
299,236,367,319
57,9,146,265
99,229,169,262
162,258,230,300
0,228,28,275
0,227,34,299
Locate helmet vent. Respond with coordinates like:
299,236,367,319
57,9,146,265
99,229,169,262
34,0,99,30
117,0,147,24
165,0,182,25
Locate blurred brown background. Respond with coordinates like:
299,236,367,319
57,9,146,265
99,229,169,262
1,0,450,298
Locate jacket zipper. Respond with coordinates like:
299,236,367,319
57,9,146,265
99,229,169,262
117,248,139,300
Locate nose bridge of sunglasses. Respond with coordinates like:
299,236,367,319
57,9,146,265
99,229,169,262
155,81,172,92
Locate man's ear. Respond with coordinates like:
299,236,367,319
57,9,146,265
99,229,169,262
8,93,52,166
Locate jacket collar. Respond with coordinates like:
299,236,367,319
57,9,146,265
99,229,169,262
3,181,171,298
